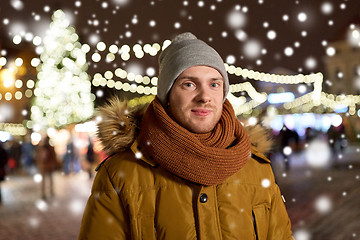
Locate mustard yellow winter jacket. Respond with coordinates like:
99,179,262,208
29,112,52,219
79,99,294,240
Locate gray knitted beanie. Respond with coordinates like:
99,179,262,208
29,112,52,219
157,32,229,106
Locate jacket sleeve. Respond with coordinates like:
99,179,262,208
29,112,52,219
267,184,294,240
79,164,130,239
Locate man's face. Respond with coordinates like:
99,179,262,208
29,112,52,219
168,65,224,134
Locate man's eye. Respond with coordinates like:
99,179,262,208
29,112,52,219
211,83,220,87
184,82,194,87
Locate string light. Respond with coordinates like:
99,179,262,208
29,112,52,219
3,30,360,116
0,123,27,136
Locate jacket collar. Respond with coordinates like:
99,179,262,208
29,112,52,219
130,139,158,167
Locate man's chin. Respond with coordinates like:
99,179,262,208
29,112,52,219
187,123,215,134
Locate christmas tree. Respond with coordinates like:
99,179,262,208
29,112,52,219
31,9,94,130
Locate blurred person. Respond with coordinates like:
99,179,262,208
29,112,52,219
0,142,9,204
7,140,22,173
79,33,293,239
35,135,58,200
21,133,36,175
279,125,299,171
85,137,95,179
305,127,317,143
327,123,347,161
63,139,81,175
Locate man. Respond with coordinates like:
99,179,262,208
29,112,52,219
79,32,294,239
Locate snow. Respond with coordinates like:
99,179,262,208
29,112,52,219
261,178,271,188
226,10,247,29
243,39,262,59
314,195,332,214
294,229,311,240
321,2,333,15
267,30,276,40
297,12,307,22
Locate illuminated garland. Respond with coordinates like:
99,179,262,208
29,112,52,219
0,123,27,136
2,25,360,117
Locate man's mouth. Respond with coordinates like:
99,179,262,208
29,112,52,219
191,109,212,117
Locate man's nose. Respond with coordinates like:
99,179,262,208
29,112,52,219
195,87,211,103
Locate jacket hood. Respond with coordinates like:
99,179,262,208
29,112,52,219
97,97,272,156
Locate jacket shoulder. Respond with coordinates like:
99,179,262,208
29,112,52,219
94,145,160,194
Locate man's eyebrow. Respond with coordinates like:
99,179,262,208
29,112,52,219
210,77,224,81
177,76,224,81
177,76,197,81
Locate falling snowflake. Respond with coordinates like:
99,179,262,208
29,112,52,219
283,146,292,156
125,31,131,38
304,57,317,70
267,30,276,40
297,84,307,94
36,199,49,212
226,55,236,64
242,39,262,59
102,2,109,8
135,151,143,159
305,139,331,168
28,217,40,228
284,47,294,56
198,1,205,7
326,46,336,56
293,229,311,240
321,2,333,15
261,178,271,188
33,173,43,183
69,199,85,215
146,67,155,77
314,195,332,214
75,1,82,7
131,15,138,24
149,20,156,27
235,29,247,41
226,9,247,29
44,5,51,12
247,116,258,126
112,0,130,7
10,0,24,11
298,12,307,22
96,89,104,97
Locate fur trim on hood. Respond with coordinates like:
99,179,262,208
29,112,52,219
97,97,272,156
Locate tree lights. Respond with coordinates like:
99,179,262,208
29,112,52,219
30,10,94,130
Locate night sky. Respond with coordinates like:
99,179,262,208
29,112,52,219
1,0,360,87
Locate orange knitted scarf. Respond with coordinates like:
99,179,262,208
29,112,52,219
138,97,251,186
